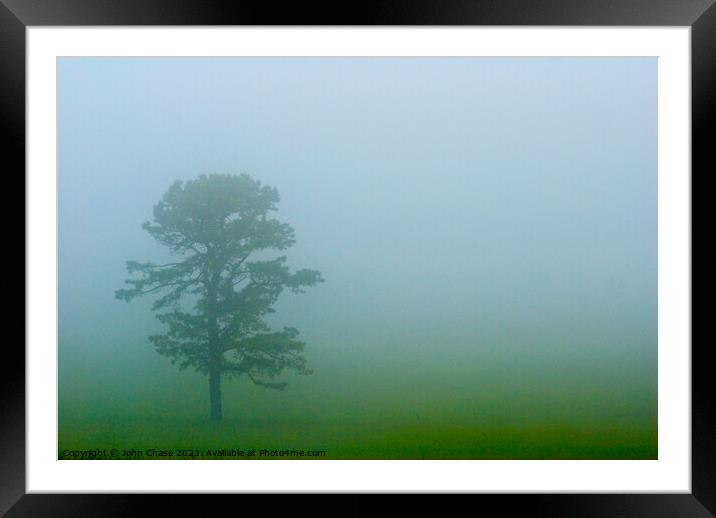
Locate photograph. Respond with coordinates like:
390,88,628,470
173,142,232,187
57,56,658,461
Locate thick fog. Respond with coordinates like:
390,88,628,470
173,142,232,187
58,58,656,439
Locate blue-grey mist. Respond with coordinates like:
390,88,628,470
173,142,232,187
58,57,656,457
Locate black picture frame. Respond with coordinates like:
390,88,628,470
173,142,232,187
3,0,708,514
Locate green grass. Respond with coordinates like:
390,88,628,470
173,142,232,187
58,414,657,460
58,341,657,460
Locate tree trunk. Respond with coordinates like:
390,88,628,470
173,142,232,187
208,362,222,421
207,271,222,421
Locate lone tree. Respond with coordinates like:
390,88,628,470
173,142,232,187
116,174,323,421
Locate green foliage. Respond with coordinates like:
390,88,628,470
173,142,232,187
116,174,323,391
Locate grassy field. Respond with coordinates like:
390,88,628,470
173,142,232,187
59,341,657,460
59,414,656,460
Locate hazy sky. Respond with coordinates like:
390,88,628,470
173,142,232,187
58,57,656,376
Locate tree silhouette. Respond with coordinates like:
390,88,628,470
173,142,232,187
116,174,323,421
